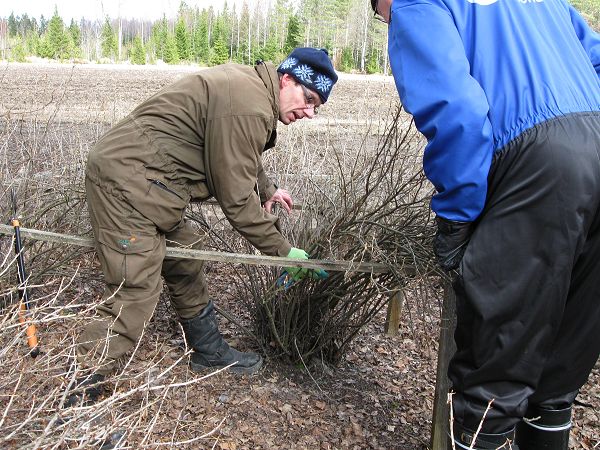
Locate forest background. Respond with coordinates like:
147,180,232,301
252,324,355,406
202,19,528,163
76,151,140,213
1,0,599,75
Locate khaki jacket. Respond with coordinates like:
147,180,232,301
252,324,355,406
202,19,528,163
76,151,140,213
86,62,292,257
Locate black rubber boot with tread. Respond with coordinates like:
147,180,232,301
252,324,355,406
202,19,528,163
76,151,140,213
180,301,262,375
450,422,519,449
64,373,105,408
516,405,571,450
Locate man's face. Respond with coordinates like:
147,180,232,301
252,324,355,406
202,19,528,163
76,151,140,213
278,73,322,125
373,0,392,24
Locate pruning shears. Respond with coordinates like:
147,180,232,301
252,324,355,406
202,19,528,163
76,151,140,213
11,188,40,358
276,270,297,291
276,267,329,291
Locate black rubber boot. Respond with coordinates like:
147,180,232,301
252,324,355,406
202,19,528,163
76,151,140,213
64,373,105,407
180,301,263,375
450,422,519,449
516,405,571,450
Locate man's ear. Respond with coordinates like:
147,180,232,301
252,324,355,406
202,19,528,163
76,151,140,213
280,73,295,88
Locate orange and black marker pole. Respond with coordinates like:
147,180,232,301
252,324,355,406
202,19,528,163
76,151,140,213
11,189,40,358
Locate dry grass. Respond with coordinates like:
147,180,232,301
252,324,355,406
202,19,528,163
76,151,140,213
0,62,598,450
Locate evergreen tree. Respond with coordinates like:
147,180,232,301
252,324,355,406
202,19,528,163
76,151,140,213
130,35,146,64
219,2,232,57
0,1,390,73
210,37,228,66
192,10,210,64
272,0,292,48
25,30,40,55
45,9,70,59
175,17,190,61
257,36,279,62
151,16,169,62
69,19,81,47
8,13,18,37
209,20,228,66
366,49,379,74
164,34,180,64
39,15,47,35
19,14,34,38
101,17,118,60
284,14,302,53
11,41,26,62
339,46,355,72
238,1,251,64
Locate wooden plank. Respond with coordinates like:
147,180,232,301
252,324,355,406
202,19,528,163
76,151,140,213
0,224,390,273
384,290,404,336
203,198,304,210
430,280,457,450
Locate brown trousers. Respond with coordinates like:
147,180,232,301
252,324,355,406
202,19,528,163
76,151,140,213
77,178,208,375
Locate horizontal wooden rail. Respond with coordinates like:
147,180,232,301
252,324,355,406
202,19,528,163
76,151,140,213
0,224,389,274
203,198,303,210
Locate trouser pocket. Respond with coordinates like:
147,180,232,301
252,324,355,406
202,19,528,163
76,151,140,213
96,227,164,289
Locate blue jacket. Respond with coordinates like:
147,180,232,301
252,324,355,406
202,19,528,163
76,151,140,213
388,0,600,221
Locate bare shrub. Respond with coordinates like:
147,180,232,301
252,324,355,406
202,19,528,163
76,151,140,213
224,107,440,366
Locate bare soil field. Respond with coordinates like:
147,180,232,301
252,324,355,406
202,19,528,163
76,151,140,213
0,62,598,450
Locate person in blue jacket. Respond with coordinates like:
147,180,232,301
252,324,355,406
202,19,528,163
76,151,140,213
371,0,600,448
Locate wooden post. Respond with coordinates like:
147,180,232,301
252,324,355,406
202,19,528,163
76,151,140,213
430,280,457,450
384,290,404,336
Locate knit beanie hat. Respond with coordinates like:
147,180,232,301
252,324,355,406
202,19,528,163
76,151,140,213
277,47,338,103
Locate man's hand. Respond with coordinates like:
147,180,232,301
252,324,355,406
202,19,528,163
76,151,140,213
284,247,329,281
264,188,293,214
433,216,473,271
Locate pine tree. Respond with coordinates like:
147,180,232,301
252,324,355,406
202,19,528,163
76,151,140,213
39,15,47,35
210,20,228,66
25,30,40,55
11,42,26,62
220,1,232,53
101,18,118,60
339,46,355,72
69,19,81,47
192,9,210,64
238,1,252,64
175,17,190,61
2,1,390,73
45,9,70,59
130,35,146,64
284,14,302,53
163,34,180,64
19,14,34,38
366,49,379,74
151,16,169,62
67,19,82,58
8,13,18,37
257,35,279,62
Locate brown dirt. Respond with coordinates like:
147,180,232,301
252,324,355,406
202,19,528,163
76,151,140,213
0,62,598,449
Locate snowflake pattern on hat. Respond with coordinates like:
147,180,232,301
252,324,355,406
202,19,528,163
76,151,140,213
279,57,297,70
277,48,337,102
315,74,333,93
293,65,314,83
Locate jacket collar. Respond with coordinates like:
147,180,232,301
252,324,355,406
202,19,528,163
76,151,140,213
255,61,280,134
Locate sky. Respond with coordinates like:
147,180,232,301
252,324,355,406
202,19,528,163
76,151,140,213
0,0,257,23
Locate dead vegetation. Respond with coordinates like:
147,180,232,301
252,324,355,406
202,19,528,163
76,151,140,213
0,63,598,449
236,108,438,365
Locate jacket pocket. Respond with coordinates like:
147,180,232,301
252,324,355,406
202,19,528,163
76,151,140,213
124,169,190,233
149,179,185,200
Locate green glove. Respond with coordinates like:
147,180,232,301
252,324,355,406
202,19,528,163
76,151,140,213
285,247,309,281
284,247,329,281
309,267,329,280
